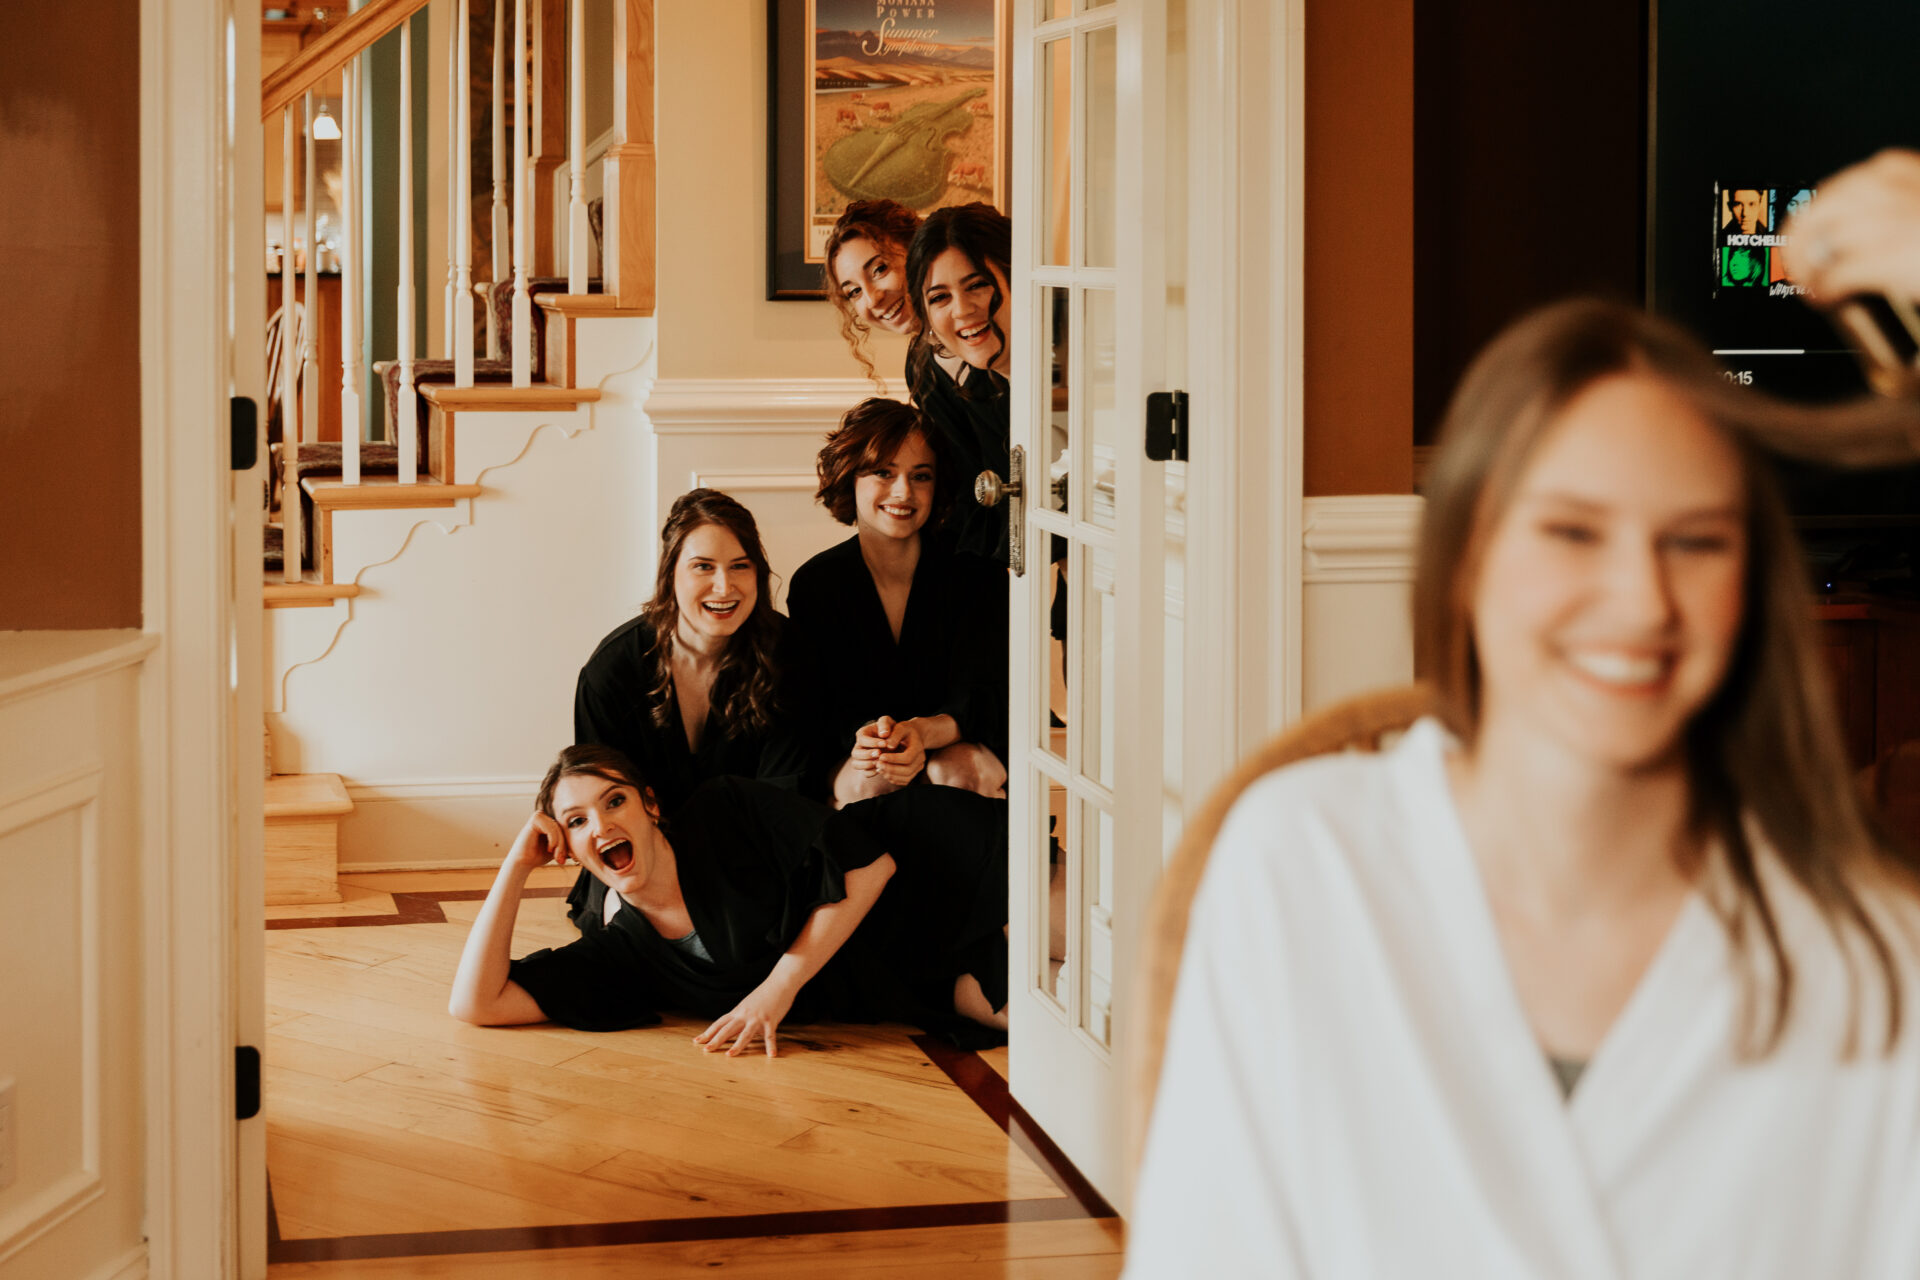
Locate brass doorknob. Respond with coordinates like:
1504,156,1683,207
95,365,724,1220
975,469,1021,508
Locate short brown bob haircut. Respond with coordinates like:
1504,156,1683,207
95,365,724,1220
1416,297,1920,1055
814,397,954,529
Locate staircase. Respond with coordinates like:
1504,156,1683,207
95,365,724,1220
262,0,658,889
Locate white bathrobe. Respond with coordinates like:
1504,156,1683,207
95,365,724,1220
1125,720,1920,1279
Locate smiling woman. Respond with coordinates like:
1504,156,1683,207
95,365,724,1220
447,744,1011,1053
1126,299,1920,1278
787,398,1009,808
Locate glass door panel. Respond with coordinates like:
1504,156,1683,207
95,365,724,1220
1042,38,1073,266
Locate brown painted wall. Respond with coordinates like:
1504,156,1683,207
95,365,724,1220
0,2,143,629
1303,0,1416,497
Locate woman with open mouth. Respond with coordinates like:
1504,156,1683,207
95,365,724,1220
787,397,1009,807
448,744,1010,1053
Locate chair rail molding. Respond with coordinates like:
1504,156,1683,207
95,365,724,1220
1301,494,1425,584
642,377,879,434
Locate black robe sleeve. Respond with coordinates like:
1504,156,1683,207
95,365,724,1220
508,936,664,1031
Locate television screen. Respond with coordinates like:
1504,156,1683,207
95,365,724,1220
1649,0,1920,531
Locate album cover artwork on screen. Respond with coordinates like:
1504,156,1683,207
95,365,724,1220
1712,183,1816,297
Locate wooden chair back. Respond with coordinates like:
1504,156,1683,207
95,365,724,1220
1126,682,1437,1179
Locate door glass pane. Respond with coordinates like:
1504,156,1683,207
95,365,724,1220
1041,770,1070,1007
1039,561,1067,757
1080,801,1115,1046
1084,26,1117,267
1043,286,1070,515
1043,38,1072,266
1046,0,1072,19
1085,288,1116,529
1081,543,1116,788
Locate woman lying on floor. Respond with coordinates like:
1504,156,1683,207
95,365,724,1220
447,744,1009,1055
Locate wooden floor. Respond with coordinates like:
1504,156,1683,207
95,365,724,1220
263,870,1123,1277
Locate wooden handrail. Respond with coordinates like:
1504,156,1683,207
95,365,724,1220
261,0,432,121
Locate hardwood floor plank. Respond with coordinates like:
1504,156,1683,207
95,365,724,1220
265,1030,389,1083
266,1219,1125,1277
270,1112,717,1230
268,1132,601,1238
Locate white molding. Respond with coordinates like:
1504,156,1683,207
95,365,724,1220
0,632,157,707
345,775,540,801
686,468,816,494
140,0,240,1275
1301,494,1424,583
0,770,104,1267
643,378,877,434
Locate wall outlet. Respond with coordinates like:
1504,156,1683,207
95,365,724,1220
0,1077,15,1191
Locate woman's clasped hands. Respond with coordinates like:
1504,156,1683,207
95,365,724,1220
849,714,927,790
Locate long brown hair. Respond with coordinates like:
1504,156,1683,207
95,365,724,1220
824,199,923,391
638,489,783,737
905,202,1011,405
1415,297,1920,1054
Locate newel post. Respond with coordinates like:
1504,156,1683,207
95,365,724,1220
602,0,654,312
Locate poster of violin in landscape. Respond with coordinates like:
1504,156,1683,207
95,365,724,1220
767,0,1006,298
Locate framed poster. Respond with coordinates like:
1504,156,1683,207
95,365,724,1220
768,0,1007,300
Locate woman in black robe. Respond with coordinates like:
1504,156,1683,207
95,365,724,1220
572,488,807,815
448,745,1009,1053
905,203,1014,568
786,398,1008,806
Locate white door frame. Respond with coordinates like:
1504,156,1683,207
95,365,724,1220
1179,0,1307,794
140,0,254,1275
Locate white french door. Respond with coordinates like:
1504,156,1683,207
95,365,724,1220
1005,0,1186,1208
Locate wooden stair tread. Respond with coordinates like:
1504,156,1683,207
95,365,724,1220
419,384,601,410
265,772,353,818
264,576,361,607
535,291,651,317
300,475,482,509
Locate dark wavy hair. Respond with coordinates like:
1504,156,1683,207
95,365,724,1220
637,489,783,737
535,743,653,818
1416,297,1920,1055
814,397,956,528
824,200,924,391
905,202,1011,405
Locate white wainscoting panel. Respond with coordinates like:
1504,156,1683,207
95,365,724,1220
1301,495,1424,711
645,378,878,612
0,638,148,1280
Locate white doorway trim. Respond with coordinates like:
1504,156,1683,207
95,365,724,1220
140,0,248,1274
1179,0,1307,803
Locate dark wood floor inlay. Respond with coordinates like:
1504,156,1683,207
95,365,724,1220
266,885,571,930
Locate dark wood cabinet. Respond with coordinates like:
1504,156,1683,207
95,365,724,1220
1816,596,1920,846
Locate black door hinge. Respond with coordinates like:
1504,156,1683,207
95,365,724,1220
236,1045,262,1120
231,397,258,471
1146,390,1188,462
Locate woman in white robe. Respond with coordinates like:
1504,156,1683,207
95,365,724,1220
1126,299,1920,1279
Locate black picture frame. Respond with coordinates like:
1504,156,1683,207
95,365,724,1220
767,0,823,300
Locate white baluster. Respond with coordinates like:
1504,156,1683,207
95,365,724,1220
281,105,301,583
340,59,362,486
488,0,507,360
302,92,321,450
511,0,532,386
443,5,458,357
567,0,586,292
398,15,418,484
454,0,475,387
